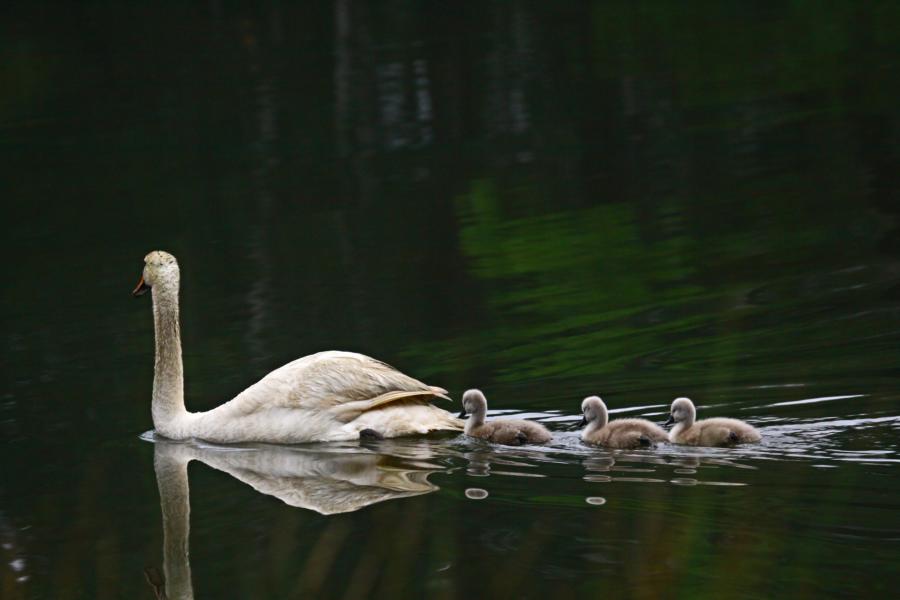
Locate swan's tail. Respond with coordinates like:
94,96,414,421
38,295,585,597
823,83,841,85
424,404,465,432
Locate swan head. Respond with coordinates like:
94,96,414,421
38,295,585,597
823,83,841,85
580,396,607,428
459,389,488,419
133,250,180,297
666,397,695,427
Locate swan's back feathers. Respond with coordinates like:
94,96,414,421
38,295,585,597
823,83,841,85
230,351,450,416
294,352,441,403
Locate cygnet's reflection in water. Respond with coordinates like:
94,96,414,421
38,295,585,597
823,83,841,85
146,437,448,599
462,442,557,479
581,447,756,488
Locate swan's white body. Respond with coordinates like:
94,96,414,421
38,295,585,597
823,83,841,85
136,251,462,444
158,351,463,443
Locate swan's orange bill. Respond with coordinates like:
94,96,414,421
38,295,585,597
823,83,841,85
132,276,150,297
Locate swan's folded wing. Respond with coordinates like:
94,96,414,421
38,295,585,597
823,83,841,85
330,389,451,423
238,351,452,414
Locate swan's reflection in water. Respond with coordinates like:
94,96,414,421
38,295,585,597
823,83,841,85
148,438,448,599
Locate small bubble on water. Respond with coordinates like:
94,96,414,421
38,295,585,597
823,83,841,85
585,496,606,506
465,488,488,500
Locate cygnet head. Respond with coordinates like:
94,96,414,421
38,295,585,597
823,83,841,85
459,389,488,419
666,397,696,427
580,396,608,428
133,250,180,297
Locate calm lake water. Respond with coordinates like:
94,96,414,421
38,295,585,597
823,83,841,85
2,2,900,598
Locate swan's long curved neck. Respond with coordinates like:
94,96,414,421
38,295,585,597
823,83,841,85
151,285,189,432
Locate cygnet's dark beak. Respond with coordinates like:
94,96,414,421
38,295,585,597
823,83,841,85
579,415,587,427
664,415,675,427
132,276,151,297
458,409,468,419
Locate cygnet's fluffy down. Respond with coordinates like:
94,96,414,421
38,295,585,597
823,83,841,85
580,396,668,448
666,397,761,446
459,389,552,446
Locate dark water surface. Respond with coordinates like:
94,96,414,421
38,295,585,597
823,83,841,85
3,2,900,598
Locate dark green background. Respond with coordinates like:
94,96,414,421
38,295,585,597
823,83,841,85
2,2,899,598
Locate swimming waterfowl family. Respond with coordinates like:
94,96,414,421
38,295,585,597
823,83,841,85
133,252,771,450
134,250,462,444
579,396,668,448
459,389,552,446
666,397,761,446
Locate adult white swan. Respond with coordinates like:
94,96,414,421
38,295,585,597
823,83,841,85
133,250,462,443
